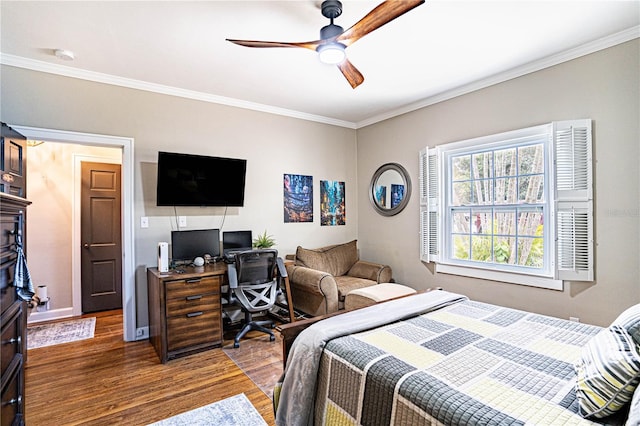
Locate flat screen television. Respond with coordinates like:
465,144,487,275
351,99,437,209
156,151,247,207
171,229,220,263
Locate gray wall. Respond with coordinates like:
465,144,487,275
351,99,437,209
356,39,640,326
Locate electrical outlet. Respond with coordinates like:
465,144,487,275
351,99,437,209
178,216,187,227
140,216,149,228
569,317,580,323
136,326,149,339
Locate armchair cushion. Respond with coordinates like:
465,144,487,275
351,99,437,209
295,240,358,277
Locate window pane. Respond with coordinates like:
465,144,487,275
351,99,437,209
471,210,491,234
452,155,470,181
518,144,544,175
471,236,492,262
517,209,544,237
493,236,514,264
495,210,516,235
518,237,544,267
452,182,471,206
495,177,517,204
518,175,544,203
452,211,470,233
452,235,470,260
495,148,516,177
471,180,493,205
472,152,493,179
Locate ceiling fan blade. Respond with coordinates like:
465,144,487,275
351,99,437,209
226,38,320,51
337,0,425,47
337,59,365,89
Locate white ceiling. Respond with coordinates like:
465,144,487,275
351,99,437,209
1,1,638,128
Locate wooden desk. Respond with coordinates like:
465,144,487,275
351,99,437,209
147,263,226,363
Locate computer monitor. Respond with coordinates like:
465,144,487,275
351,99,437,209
171,229,220,263
222,230,253,253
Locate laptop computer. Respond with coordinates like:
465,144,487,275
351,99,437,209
222,230,253,262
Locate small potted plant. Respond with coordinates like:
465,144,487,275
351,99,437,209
253,230,276,249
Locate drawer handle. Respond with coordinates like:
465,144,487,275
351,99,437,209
8,395,22,406
186,311,203,318
8,337,21,345
186,295,203,301
186,279,201,284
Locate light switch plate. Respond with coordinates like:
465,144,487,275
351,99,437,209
140,216,149,228
178,216,187,227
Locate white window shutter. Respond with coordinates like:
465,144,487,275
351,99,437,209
420,147,439,262
553,119,593,281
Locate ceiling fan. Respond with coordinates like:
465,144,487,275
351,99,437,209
226,0,425,89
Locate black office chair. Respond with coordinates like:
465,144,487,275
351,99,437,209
230,249,279,348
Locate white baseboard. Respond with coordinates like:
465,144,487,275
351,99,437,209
27,307,74,324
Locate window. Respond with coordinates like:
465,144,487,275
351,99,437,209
420,120,593,290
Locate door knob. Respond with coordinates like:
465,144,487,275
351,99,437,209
83,243,90,249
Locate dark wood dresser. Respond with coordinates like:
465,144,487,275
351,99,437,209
147,264,226,363
1,122,29,426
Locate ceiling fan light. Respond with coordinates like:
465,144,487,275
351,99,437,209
317,43,346,65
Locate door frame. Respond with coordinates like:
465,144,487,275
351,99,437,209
13,125,136,342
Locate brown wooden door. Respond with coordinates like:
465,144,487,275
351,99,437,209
81,162,122,313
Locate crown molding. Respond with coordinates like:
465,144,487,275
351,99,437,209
1,25,637,131
356,25,640,129
0,53,357,129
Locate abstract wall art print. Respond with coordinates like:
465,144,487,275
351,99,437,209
374,185,387,208
391,184,405,208
284,174,313,223
320,180,345,226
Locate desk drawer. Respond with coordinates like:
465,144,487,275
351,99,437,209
165,276,220,299
167,310,221,351
166,293,219,317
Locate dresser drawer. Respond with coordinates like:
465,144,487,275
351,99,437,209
166,293,220,317
1,355,23,426
165,276,220,299
166,310,221,351
1,305,22,378
0,283,16,315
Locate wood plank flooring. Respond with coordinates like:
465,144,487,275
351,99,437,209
25,310,280,425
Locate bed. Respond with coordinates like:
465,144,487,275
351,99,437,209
274,290,640,426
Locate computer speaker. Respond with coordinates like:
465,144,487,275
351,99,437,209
158,242,169,272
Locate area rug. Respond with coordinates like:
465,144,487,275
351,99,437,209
147,393,266,426
27,317,96,349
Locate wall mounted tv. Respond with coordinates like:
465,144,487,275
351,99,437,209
156,151,247,207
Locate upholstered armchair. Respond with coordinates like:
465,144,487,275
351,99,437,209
285,240,392,316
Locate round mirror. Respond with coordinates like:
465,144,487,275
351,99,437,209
369,163,412,216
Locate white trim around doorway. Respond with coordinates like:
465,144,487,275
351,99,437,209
12,125,137,342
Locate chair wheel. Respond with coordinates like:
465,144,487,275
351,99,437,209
269,335,275,342
233,342,240,348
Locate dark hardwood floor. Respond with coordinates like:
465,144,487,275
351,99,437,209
25,310,280,425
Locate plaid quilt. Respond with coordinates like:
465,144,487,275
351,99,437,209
313,300,614,425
